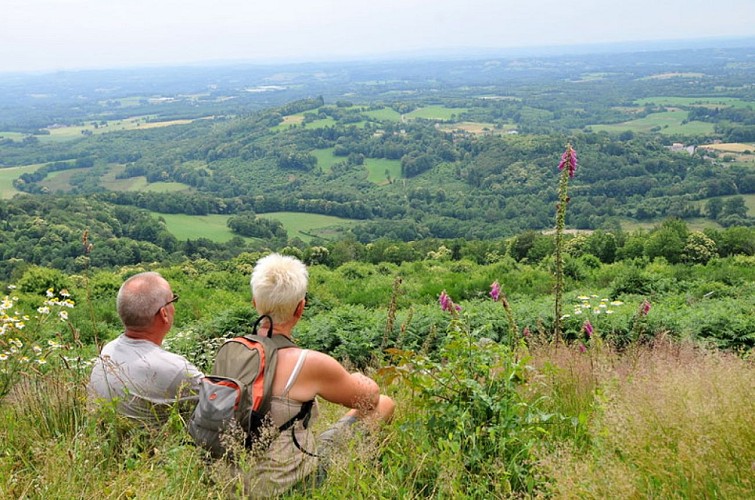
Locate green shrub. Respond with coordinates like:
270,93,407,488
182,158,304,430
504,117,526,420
389,307,549,496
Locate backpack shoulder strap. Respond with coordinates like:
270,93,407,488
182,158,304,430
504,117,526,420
236,331,298,414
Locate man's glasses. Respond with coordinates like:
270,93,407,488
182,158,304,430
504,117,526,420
156,294,179,315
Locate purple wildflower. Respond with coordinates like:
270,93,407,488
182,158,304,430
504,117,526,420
641,299,651,316
523,326,531,337
579,343,587,353
557,145,578,178
490,281,501,302
439,290,453,312
583,320,594,338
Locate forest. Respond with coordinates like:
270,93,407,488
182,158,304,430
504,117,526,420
0,42,754,498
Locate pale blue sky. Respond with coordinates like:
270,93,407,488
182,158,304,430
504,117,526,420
2,0,754,73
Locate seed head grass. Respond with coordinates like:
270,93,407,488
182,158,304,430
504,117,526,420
536,338,755,499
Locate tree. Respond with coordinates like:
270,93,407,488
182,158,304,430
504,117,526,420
722,197,747,218
644,219,689,264
706,198,723,220
682,231,718,264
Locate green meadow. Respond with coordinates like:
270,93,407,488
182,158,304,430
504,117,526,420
362,107,403,122
635,96,752,108
740,193,755,214
272,115,338,132
310,148,401,183
590,110,715,135
151,213,238,242
0,164,42,199
311,148,341,172
364,158,402,184
39,168,89,192
0,132,27,141
99,165,192,193
154,211,356,242
257,212,356,241
406,105,469,121
30,116,199,143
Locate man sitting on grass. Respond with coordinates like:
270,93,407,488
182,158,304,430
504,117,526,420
88,272,203,421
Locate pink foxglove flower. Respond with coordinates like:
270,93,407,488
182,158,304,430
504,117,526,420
490,281,501,302
557,145,578,178
641,299,651,316
439,290,462,313
583,320,594,338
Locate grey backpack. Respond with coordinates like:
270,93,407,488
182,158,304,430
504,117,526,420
188,315,314,458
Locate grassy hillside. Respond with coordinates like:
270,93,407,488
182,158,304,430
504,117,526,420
0,253,752,498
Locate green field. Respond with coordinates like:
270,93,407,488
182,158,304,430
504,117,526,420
152,213,238,242
635,96,752,108
618,217,723,232
141,181,191,193
406,106,468,121
740,193,755,215
258,212,357,241
0,164,42,198
154,211,356,242
2,116,200,143
590,110,715,135
364,158,402,184
0,132,27,141
99,165,192,192
39,168,89,192
0,166,35,198
362,107,403,122
311,148,341,172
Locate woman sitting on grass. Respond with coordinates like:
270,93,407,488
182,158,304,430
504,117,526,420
243,253,395,497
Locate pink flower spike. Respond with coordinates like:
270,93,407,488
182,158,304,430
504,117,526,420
579,343,587,353
490,281,501,302
583,320,594,338
439,290,449,311
557,145,578,178
439,290,456,313
641,299,651,316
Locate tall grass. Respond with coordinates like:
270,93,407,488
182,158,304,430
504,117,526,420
535,338,755,499
1,336,752,497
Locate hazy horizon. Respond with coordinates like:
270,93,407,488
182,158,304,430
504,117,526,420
3,0,755,74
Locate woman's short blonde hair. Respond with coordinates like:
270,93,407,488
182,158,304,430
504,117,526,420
250,253,309,324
